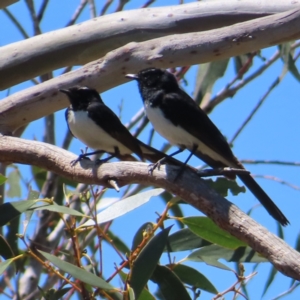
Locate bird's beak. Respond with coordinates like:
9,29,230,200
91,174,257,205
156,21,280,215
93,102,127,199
125,74,139,80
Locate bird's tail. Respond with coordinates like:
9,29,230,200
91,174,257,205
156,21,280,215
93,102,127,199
238,173,289,226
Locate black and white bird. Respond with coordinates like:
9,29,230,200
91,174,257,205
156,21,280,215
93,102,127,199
60,86,185,167
61,86,143,164
126,68,289,226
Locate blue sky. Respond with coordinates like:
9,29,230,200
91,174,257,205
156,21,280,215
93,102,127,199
1,1,300,299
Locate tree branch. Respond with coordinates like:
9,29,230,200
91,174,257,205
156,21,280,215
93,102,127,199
0,135,299,280
0,0,18,9
1,8,300,134
0,0,299,89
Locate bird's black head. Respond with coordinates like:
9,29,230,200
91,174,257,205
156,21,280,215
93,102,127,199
60,86,103,111
126,68,179,100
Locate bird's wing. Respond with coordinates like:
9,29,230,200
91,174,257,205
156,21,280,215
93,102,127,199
87,102,143,159
161,90,239,168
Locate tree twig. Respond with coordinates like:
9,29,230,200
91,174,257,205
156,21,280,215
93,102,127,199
229,72,285,144
240,159,300,167
2,8,29,39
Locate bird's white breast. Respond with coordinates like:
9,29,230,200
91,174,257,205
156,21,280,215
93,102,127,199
67,110,132,154
144,104,233,166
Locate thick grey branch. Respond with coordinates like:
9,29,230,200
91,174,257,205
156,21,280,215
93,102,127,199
0,135,299,280
1,8,300,134
0,0,299,89
0,0,18,9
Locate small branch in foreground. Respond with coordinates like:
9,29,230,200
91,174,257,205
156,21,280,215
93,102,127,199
240,159,300,167
255,175,300,191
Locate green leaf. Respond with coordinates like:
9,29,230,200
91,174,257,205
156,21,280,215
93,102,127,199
81,188,164,227
0,174,7,186
0,234,15,260
38,287,71,300
160,192,184,229
205,177,246,197
53,288,71,300
171,264,218,294
119,270,155,299
151,265,191,300
129,226,172,299
233,54,253,78
31,202,86,217
0,258,14,275
295,232,300,252
137,287,156,300
180,217,246,249
194,60,229,106
277,221,284,239
107,230,130,254
30,165,47,190
131,222,155,251
186,247,232,271
186,244,267,270
23,189,40,235
128,287,135,300
0,199,37,226
166,228,211,252
280,43,300,82
5,216,20,263
38,250,116,290
262,267,277,297
6,168,21,198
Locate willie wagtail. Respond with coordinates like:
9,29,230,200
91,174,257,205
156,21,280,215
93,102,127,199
60,86,187,168
126,68,289,226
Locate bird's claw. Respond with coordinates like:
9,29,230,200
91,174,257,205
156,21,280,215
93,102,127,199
70,155,91,166
148,161,161,175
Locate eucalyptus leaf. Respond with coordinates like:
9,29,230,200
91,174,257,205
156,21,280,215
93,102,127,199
180,217,246,249
171,264,218,294
262,267,277,297
129,226,172,299
31,202,86,217
131,222,155,251
23,189,40,236
166,228,211,252
0,174,7,186
186,244,267,270
279,43,300,82
6,169,21,198
0,200,37,226
0,235,15,260
194,60,229,106
39,250,116,290
81,188,164,227
151,265,191,300
0,258,14,275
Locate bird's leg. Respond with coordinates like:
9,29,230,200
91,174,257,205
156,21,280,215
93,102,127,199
174,144,198,181
96,147,120,164
71,149,106,166
148,148,184,174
